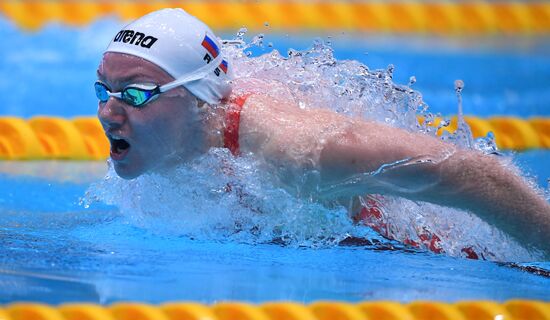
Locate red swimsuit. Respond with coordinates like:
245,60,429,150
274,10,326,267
222,96,483,260
223,96,248,156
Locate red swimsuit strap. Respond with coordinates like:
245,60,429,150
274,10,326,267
223,95,248,156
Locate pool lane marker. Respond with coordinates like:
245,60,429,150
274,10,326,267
0,116,549,160
0,1,550,35
2,300,550,320
0,116,108,160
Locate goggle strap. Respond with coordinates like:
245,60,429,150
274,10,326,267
159,55,224,93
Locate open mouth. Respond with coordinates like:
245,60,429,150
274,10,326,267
109,135,131,161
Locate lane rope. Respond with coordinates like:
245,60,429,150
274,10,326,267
0,1,549,35
2,300,550,320
0,116,549,160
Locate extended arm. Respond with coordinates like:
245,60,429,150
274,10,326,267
239,94,550,255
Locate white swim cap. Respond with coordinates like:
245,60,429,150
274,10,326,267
105,8,232,105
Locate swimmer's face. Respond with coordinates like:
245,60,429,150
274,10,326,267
97,52,204,179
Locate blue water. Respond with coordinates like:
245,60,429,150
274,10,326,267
1,16,550,303
0,17,549,117
0,158,549,304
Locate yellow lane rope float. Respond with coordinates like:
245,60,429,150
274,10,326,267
2,300,550,320
0,116,549,160
0,1,550,35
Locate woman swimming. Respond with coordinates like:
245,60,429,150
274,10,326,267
95,8,550,258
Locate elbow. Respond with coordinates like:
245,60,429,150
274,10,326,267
317,125,460,198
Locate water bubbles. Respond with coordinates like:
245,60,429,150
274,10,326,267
287,48,302,58
223,36,427,131
449,79,474,148
385,64,395,80
418,102,429,113
474,131,500,155
454,79,464,110
454,79,464,93
408,76,416,86
235,27,248,42
222,39,245,46
237,27,248,37
264,21,270,27
312,37,324,49
85,150,363,247
437,119,451,130
250,33,264,47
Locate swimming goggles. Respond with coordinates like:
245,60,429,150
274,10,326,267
95,54,224,107
95,81,163,107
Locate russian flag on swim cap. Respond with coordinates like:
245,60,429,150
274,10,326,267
219,60,228,74
201,34,219,58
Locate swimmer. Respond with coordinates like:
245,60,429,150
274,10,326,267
95,8,550,257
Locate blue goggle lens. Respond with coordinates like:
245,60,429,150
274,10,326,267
94,81,159,107
123,88,155,106
94,82,110,102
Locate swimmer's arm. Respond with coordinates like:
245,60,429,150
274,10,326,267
429,149,550,255
318,118,550,255
239,95,550,255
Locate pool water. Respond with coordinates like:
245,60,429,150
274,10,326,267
1,16,550,303
0,157,549,304
1,18,550,118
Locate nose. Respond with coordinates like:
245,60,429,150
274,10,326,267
97,98,127,131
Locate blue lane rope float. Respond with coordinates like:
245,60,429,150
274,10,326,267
0,1,550,35
2,300,550,320
0,116,549,160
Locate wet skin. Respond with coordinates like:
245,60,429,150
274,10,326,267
97,52,211,179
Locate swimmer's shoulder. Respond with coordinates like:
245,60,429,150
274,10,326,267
225,80,298,127
231,78,295,107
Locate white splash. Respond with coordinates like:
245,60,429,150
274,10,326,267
84,33,543,262
84,151,380,247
